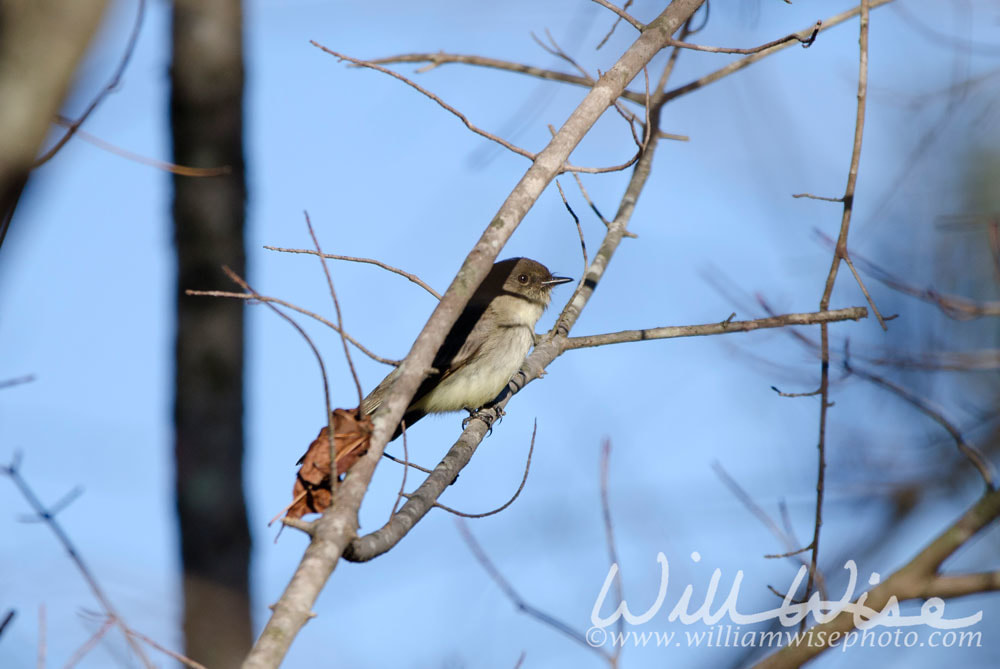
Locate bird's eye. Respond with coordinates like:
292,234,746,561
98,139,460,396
518,273,529,284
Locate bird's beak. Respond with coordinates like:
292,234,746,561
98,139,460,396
543,275,573,286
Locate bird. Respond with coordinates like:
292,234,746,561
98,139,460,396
362,257,572,439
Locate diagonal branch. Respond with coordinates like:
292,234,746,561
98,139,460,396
457,520,614,662
845,361,995,488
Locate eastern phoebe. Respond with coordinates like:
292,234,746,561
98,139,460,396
363,257,571,439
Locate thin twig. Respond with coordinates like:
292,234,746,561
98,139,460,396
845,361,995,489
127,625,209,669
0,374,35,390
666,21,820,55
771,386,821,398
185,289,399,365
841,252,888,329
382,450,434,475
590,0,644,32
662,0,895,105
596,0,635,49
420,421,536,519
793,192,843,202
712,462,826,599
221,266,337,482
34,0,147,166
304,212,363,407
833,238,1000,320
60,617,113,669
313,43,537,161
554,180,588,276
562,307,868,350
805,0,872,618
600,440,624,664
0,609,14,640
264,246,441,299
1,457,155,668
457,520,614,661
54,117,229,177
37,604,45,669
368,52,618,100
391,422,410,517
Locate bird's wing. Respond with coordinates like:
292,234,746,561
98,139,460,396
361,301,489,415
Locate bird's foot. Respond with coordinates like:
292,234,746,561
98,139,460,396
462,406,506,436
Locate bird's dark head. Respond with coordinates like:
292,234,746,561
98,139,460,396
480,257,573,307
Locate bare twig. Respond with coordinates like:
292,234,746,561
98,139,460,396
61,617,113,669
382,450,434,475
712,462,827,599
793,192,843,202
322,41,643,177
264,245,441,299
0,374,35,390
1,456,155,668
554,180,588,276
185,289,399,365
391,422,409,517
126,624,209,669
368,52,619,99
771,386,821,398
37,604,45,669
590,0,644,32
54,117,229,177
34,0,146,166
562,307,868,350
0,609,14,640
596,0,635,49
304,212,363,407
600,441,624,663
839,241,1000,320
221,266,337,481
841,252,888,329
457,520,614,661
662,0,895,105
805,0,872,613
844,361,995,488
313,43,537,161
667,22,820,55
420,421,536,519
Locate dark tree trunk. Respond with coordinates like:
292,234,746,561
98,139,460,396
170,1,251,666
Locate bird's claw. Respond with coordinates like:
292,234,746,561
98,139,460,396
462,406,506,436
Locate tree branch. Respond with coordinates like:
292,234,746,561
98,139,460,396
561,307,868,351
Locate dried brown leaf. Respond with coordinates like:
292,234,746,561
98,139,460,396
286,408,372,519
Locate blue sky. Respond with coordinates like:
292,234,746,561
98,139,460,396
2,0,998,667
